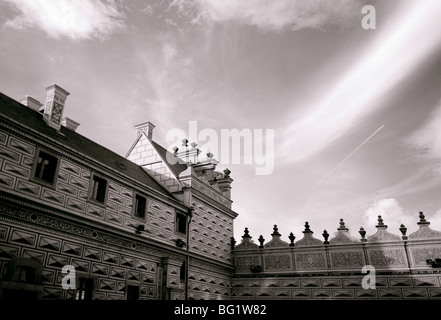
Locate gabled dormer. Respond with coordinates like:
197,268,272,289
126,122,186,196
126,122,234,209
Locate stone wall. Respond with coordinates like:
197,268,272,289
190,199,234,263
0,201,161,300
231,216,441,299
0,127,186,249
0,122,234,300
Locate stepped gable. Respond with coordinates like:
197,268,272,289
329,219,359,244
294,222,323,247
367,215,402,242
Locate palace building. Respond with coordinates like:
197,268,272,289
0,84,236,300
0,84,440,300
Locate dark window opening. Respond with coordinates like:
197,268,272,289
127,285,140,301
180,261,186,281
135,195,146,219
14,266,35,284
91,175,107,203
34,151,58,184
176,213,187,235
76,278,94,301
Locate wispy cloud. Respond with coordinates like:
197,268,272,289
138,35,199,129
279,0,441,164
2,0,125,40
173,0,363,31
405,99,441,163
373,167,441,200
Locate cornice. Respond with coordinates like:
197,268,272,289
191,188,238,219
0,192,234,271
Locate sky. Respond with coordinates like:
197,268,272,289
0,0,441,243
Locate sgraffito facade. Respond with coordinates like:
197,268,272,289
0,85,236,300
231,216,441,299
0,84,440,300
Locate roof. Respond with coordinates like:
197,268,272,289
0,92,173,198
150,140,188,177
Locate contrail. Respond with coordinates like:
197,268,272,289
294,124,385,205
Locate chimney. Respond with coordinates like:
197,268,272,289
216,168,233,199
135,121,155,139
43,84,70,130
19,95,43,112
61,117,80,132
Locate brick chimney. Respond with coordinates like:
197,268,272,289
216,168,233,199
43,84,70,130
19,95,43,112
135,121,155,139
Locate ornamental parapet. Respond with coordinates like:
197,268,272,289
232,212,441,275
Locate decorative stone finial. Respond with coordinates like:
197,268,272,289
243,227,251,238
230,237,236,250
207,152,213,159
271,225,281,237
190,142,198,149
288,232,295,246
181,138,188,147
322,230,329,244
303,222,312,233
399,224,408,240
172,146,179,155
258,235,265,248
223,168,231,177
376,215,387,228
417,211,430,225
377,215,383,225
338,218,348,231
359,227,367,242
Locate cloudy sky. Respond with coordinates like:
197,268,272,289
1,0,441,242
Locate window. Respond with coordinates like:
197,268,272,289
90,175,107,203
0,258,43,300
76,278,94,300
15,266,35,284
126,285,140,301
176,212,187,235
180,261,186,282
32,150,58,185
4,258,41,284
134,194,147,219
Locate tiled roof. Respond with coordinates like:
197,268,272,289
0,92,172,197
